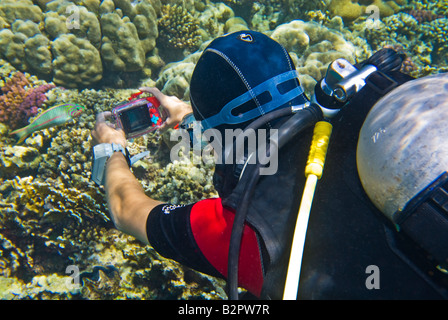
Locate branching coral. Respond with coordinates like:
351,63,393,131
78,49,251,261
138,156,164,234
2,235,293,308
422,18,448,64
158,4,202,52
363,13,418,51
0,73,36,128
365,12,420,49
278,0,329,24
0,72,55,130
412,0,448,16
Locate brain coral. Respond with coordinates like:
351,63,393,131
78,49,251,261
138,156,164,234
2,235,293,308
363,12,420,49
99,0,159,72
52,34,103,87
361,12,448,75
423,17,448,46
0,0,43,25
0,20,50,75
0,0,160,88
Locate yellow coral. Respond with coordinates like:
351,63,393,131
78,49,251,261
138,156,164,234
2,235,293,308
0,0,159,88
0,0,43,25
7,176,109,222
329,0,406,22
158,4,202,51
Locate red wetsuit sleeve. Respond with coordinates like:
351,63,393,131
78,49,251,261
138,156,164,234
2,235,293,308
189,198,264,297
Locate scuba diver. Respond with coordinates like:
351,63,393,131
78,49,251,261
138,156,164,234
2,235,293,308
91,30,448,299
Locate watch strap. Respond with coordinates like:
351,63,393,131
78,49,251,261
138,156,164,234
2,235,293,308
91,143,131,186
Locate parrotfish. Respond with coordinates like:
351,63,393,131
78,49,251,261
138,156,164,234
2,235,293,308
9,103,85,144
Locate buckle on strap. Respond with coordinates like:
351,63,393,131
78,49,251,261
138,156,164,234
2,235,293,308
202,70,304,130
395,172,448,264
364,70,399,96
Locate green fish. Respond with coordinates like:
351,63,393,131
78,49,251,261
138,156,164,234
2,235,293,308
9,103,85,144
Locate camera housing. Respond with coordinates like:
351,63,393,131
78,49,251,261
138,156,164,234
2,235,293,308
112,93,163,139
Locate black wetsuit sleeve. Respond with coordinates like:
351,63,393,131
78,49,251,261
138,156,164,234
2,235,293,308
146,203,223,279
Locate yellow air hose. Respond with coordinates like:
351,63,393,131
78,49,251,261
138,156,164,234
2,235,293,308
283,120,333,300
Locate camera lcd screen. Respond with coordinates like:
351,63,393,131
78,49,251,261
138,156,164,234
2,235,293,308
120,104,152,134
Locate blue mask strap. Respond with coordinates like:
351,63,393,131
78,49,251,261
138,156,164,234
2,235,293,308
201,70,304,130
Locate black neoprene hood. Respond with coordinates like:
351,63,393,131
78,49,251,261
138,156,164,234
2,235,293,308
189,30,308,132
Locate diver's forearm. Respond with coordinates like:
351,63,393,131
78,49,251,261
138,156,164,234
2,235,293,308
104,152,162,243
105,152,137,221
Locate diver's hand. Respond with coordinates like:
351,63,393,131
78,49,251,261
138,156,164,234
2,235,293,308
139,87,193,130
91,111,127,148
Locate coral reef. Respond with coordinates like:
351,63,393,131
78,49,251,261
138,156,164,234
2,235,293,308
406,9,444,23
0,71,55,130
150,17,370,99
158,5,202,53
412,0,448,16
141,152,218,205
364,12,419,49
277,0,329,25
270,19,370,95
51,34,103,88
0,0,160,88
328,0,406,22
0,0,441,91
0,59,226,299
0,152,225,299
165,0,236,45
359,11,448,76
0,175,110,280
0,145,42,178
0,0,244,89
1,0,446,301
0,0,43,25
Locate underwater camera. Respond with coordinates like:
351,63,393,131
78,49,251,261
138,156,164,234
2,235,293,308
112,91,165,139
